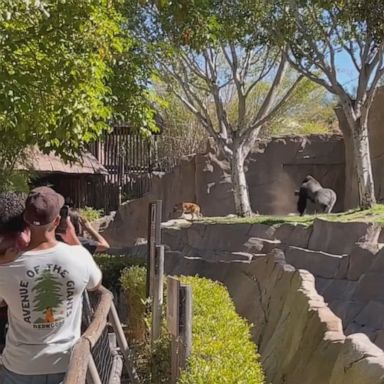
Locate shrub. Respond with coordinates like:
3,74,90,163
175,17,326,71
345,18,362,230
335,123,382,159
120,266,147,343
94,254,144,293
178,276,265,384
78,206,103,222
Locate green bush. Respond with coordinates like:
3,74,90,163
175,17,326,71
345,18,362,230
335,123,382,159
79,206,103,221
120,266,147,343
178,276,265,384
94,254,144,293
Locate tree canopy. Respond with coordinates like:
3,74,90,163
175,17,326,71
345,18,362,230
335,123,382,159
0,0,157,165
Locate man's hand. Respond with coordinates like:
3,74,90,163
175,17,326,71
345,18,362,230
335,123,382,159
58,217,81,246
79,216,109,253
79,216,93,232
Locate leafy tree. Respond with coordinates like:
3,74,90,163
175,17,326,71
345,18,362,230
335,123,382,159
0,1,157,189
263,0,384,208
129,0,304,216
154,86,208,170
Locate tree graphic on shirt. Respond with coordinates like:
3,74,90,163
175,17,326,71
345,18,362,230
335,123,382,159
32,270,63,323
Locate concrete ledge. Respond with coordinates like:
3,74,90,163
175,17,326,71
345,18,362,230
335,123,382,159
308,219,381,255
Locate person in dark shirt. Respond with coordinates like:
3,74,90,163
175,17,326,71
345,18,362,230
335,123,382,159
0,192,31,349
68,210,110,255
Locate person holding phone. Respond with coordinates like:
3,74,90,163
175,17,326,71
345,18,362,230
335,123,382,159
0,187,102,383
56,208,110,255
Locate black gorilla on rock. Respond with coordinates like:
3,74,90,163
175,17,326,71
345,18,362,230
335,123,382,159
295,175,337,216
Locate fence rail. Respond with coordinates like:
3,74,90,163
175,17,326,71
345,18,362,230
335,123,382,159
64,286,139,384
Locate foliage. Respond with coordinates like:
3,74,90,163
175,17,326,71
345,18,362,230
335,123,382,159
94,253,145,293
0,1,119,161
78,206,103,222
120,265,147,342
130,0,306,216
177,276,265,384
0,170,32,193
263,78,337,137
262,0,384,208
0,0,158,186
154,87,208,170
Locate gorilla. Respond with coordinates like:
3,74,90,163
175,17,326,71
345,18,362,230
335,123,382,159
295,175,337,216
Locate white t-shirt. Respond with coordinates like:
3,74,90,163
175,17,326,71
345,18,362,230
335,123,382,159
0,242,102,375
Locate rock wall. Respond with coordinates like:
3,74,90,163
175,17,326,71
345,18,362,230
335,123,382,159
162,219,384,384
104,135,345,247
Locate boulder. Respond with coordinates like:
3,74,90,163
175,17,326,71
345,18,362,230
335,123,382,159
329,333,384,384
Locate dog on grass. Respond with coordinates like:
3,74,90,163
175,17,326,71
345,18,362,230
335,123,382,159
173,202,202,220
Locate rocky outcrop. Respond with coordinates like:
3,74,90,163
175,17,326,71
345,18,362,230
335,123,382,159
164,249,384,384
162,219,384,384
103,135,346,247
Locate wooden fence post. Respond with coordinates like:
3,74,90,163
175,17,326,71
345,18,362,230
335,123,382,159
167,277,192,383
146,202,156,298
151,244,164,346
146,200,162,299
167,277,180,384
179,284,192,370
155,200,162,245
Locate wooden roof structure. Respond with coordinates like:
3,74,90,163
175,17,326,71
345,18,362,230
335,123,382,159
16,148,108,175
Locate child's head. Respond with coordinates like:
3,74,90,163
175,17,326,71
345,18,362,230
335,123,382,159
0,192,30,255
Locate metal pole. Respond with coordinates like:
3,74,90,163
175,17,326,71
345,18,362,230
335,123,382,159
109,303,140,384
87,356,102,384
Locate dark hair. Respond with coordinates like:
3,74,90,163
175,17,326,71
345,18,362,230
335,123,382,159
0,192,27,234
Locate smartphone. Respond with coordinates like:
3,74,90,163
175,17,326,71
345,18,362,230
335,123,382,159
56,205,69,234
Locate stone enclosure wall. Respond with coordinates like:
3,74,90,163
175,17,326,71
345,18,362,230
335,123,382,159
104,135,346,247
102,87,384,247
162,219,384,384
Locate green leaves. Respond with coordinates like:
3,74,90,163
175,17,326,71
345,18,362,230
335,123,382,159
178,276,265,384
0,0,158,176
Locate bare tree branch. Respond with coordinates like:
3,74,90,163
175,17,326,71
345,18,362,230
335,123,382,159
250,50,288,130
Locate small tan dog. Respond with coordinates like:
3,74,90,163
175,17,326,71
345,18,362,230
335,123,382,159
173,202,202,220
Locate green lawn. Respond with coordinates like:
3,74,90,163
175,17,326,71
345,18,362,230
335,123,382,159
199,204,384,226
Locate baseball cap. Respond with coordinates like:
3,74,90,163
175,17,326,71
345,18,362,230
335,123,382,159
24,187,65,226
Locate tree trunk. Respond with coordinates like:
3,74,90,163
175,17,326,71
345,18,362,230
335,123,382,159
338,103,376,209
334,107,359,209
351,119,376,208
229,144,252,217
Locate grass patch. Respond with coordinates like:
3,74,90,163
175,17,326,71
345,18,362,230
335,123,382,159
199,204,384,226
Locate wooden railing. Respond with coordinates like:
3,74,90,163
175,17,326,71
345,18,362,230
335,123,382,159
64,286,139,384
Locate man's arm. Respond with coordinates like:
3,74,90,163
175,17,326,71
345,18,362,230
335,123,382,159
82,247,103,291
79,217,110,253
57,217,81,246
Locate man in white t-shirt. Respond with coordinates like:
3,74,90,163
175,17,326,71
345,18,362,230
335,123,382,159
0,187,102,383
